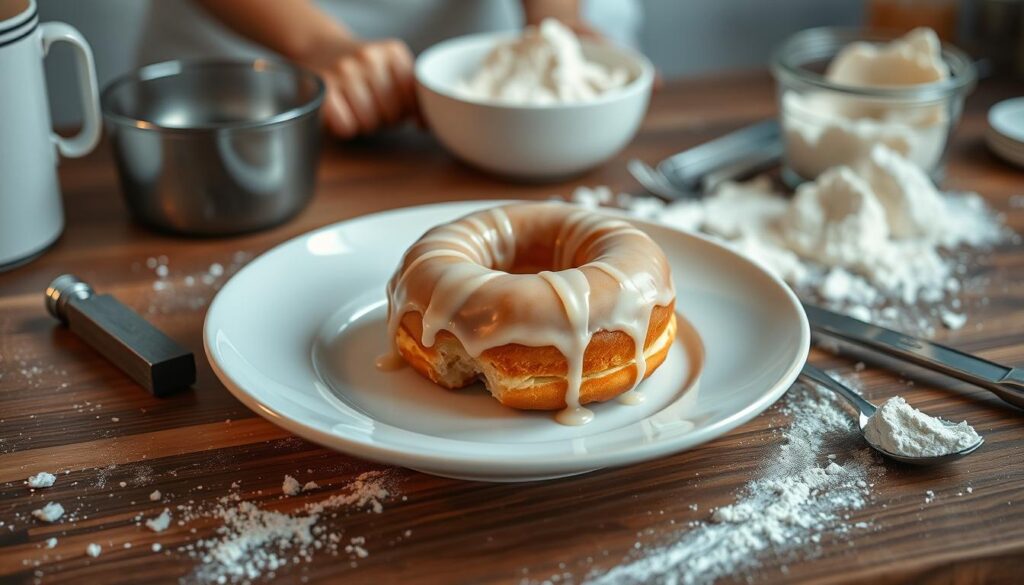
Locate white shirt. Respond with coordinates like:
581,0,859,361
137,0,641,66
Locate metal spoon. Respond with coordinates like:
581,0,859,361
627,159,696,201
628,119,783,201
799,364,984,465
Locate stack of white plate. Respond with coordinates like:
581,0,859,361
987,97,1024,168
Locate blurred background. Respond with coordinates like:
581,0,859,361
39,0,1012,127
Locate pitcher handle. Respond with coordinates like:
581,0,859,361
40,22,101,159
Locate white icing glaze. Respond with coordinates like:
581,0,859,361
381,202,675,425
538,269,594,426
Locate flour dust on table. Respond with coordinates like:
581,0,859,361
136,251,253,315
184,470,397,584
26,471,56,488
577,376,882,585
18,467,403,585
571,146,1018,336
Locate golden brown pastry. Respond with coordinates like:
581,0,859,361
379,202,676,425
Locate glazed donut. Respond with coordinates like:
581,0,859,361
379,202,676,425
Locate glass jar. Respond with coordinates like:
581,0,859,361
771,27,976,186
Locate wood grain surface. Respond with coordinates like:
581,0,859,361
1,72,1022,585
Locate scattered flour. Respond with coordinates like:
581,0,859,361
189,470,392,584
146,509,172,532
27,472,56,488
282,475,302,497
149,489,162,502
573,145,1015,335
939,309,967,330
863,396,981,457
31,502,64,523
45,537,57,549
139,251,251,315
457,18,630,105
85,543,102,558
587,377,881,585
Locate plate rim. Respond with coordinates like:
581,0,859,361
204,200,810,476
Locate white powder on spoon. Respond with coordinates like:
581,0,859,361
863,396,981,457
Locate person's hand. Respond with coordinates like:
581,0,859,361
306,38,418,139
193,1,418,139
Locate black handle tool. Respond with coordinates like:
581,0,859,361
45,274,196,396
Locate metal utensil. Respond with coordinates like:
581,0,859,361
45,274,195,396
659,119,782,191
627,159,696,200
799,364,984,465
804,303,1024,409
629,120,781,200
101,60,324,236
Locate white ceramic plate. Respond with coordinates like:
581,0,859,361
989,97,1024,145
204,201,809,482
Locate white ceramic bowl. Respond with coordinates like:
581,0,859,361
415,32,654,181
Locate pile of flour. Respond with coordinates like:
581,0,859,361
457,18,630,105
864,396,981,457
572,145,1013,335
587,375,881,585
782,28,952,179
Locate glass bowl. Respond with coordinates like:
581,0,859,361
771,27,976,185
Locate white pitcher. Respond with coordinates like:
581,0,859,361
0,0,100,270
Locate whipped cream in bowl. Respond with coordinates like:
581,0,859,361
772,27,976,185
455,18,633,106
415,19,654,180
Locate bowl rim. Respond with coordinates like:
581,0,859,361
414,30,655,110
100,59,325,133
771,26,976,101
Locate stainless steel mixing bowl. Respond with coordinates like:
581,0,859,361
101,60,324,236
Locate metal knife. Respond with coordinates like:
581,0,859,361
803,303,1024,409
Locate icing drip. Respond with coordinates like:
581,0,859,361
378,248,473,368
421,264,500,347
374,352,405,371
380,203,675,425
558,211,663,405
590,261,652,404
538,269,595,426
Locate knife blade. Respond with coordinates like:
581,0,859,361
803,303,1024,409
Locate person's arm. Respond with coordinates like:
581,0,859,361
520,0,599,36
196,0,416,139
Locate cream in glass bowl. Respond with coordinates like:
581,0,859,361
771,27,976,185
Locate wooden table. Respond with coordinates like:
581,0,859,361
1,72,1022,585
